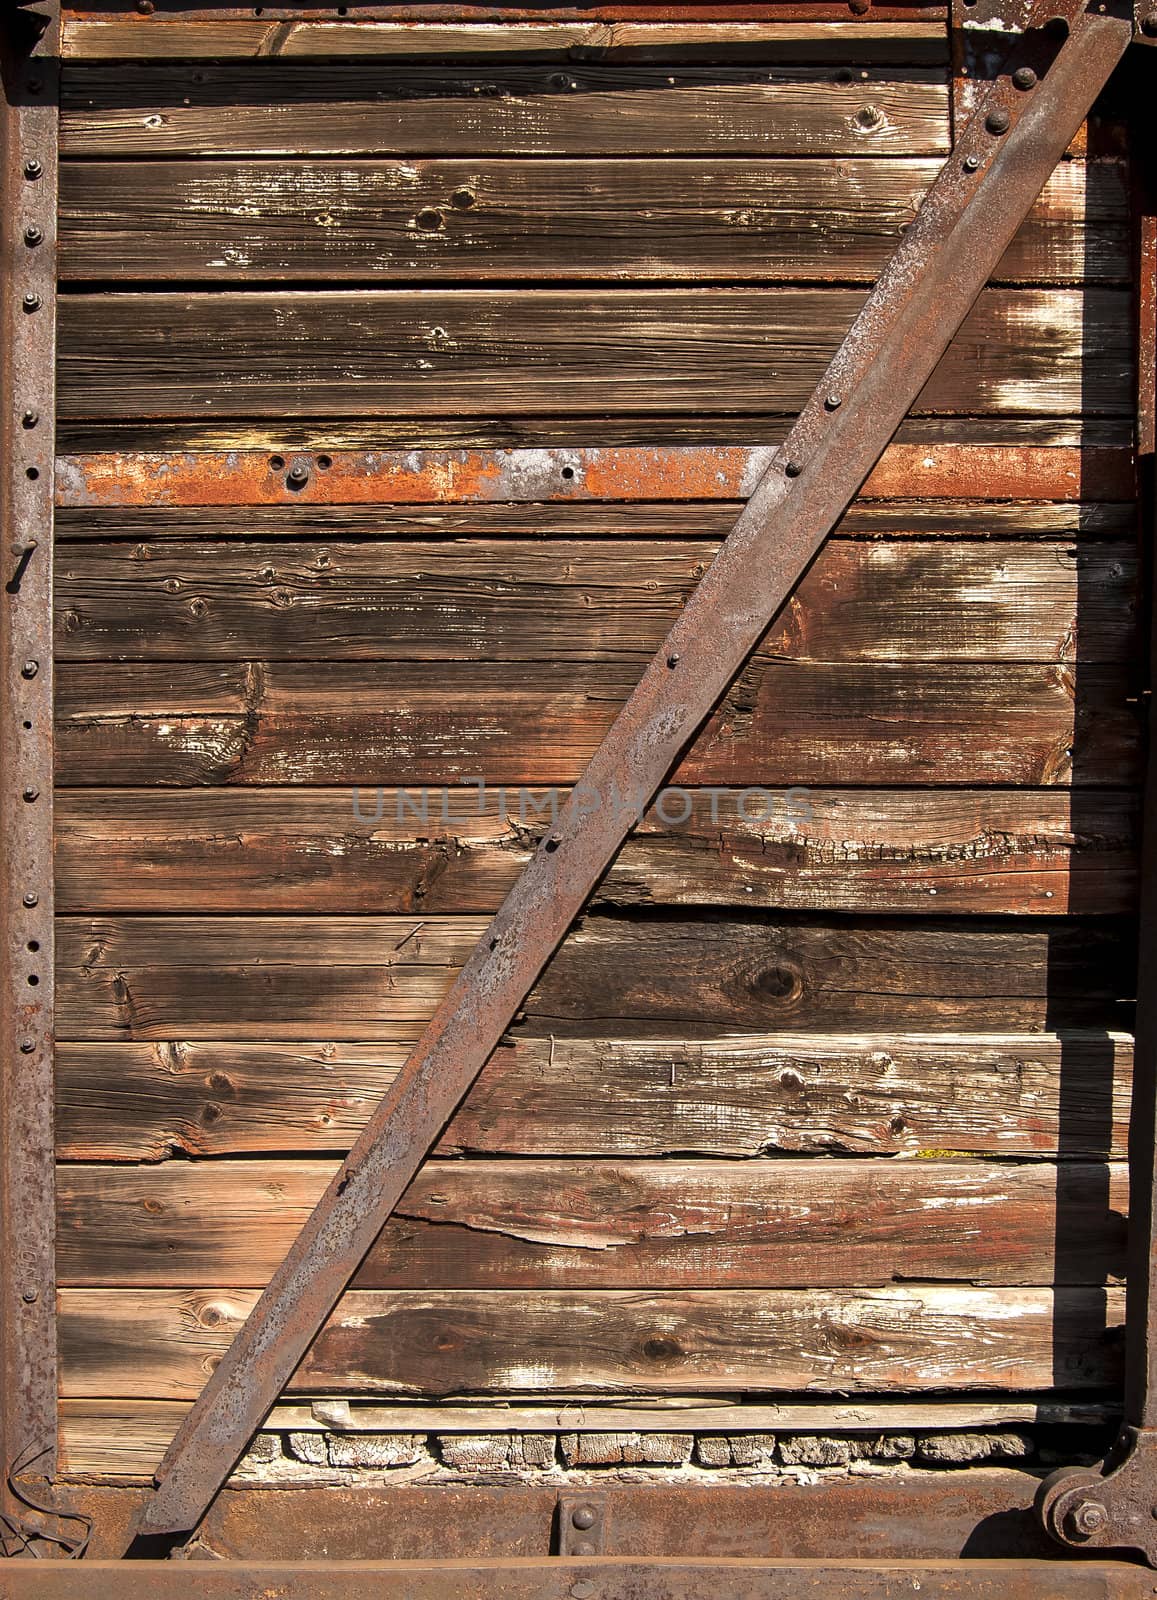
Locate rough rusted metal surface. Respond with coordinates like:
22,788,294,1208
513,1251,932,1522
126,0,1134,1547
1034,81,1157,1572
5,1558,1157,1599
55,443,1132,508
0,0,74,1563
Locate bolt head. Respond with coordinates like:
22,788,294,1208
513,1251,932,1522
1065,1499,1109,1540
572,1506,597,1531
23,158,43,180
286,465,310,485
964,153,982,172
848,0,871,13
137,0,156,11
22,292,42,312
23,893,38,908
784,460,802,478
1012,65,1038,90
21,1287,39,1303
23,224,44,246
19,1039,35,1054
23,787,40,803
22,410,39,428
986,106,1012,135
824,394,843,410
1142,9,1157,33
667,653,680,668
21,659,39,678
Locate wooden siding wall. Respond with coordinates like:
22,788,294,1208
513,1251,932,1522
51,7,1141,1477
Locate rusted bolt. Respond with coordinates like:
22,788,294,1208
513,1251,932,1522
22,292,41,312
415,207,444,232
1011,65,1038,90
572,1506,597,1530
19,1040,35,1054
986,106,1012,135
824,394,843,410
286,463,310,489
24,224,43,246
137,0,155,11
21,659,38,678
22,410,39,428
667,653,680,668
23,787,39,803
784,460,802,477
21,1287,38,1303
1065,1500,1109,1540
964,153,982,172
23,893,38,908
24,158,42,180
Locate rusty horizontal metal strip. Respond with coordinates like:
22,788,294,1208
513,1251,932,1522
55,443,1133,509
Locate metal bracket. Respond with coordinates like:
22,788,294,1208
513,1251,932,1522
556,1495,609,1557
1038,1428,1157,1564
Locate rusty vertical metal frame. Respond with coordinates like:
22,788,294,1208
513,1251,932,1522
127,0,1138,1546
0,0,62,1561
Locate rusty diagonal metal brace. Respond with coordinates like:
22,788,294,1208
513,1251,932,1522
127,0,1147,1553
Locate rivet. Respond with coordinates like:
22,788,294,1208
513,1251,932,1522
23,893,39,908
22,292,42,312
24,158,43,180
22,410,39,428
667,652,680,667
415,207,444,232
24,224,43,246
137,0,155,11
23,787,39,803
824,394,843,410
572,1506,597,1530
784,460,802,477
1011,66,1038,90
19,1040,35,1055
451,188,476,209
21,660,39,678
986,106,1012,135
964,153,982,172
21,1287,39,1303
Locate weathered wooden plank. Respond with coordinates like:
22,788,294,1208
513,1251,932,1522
53,787,1139,916
60,71,949,159
54,1158,1129,1290
50,501,1139,543
54,1030,1133,1163
56,289,1131,418
57,1286,1126,1397
54,914,1132,1041
54,660,1141,788
55,1395,1115,1480
57,159,1124,285
61,20,949,61
53,541,1138,665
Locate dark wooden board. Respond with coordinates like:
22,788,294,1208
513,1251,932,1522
54,1030,1133,1162
61,70,949,158
54,787,1139,916
54,660,1141,788
54,912,1133,1041
54,1158,1128,1290
50,501,1138,543
54,540,1138,664
56,288,1132,419
58,159,1124,284
57,1285,1126,1397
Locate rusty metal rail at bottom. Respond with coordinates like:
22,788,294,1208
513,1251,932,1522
1,1560,1155,1600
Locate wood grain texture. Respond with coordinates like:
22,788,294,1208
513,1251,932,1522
54,659,1141,788
55,913,1132,1041
53,540,1138,664
53,787,1139,916
61,70,949,158
57,1286,1126,1397
60,20,949,61
51,501,1139,544
54,1030,1132,1163
57,159,1125,284
54,1158,1129,1289
56,289,1132,419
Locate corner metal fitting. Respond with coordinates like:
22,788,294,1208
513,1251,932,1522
556,1493,608,1556
1036,1426,1157,1564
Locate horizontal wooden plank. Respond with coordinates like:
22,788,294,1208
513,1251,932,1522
55,914,1133,1041
54,445,1137,509
61,70,949,158
61,19,949,60
54,540,1138,665
57,159,1123,285
50,501,1140,544
54,787,1139,916
57,1286,1126,1397
56,289,1131,419
56,1394,1115,1480
55,1158,1129,1289
55,1030,1133,1162
55,660,1141,788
